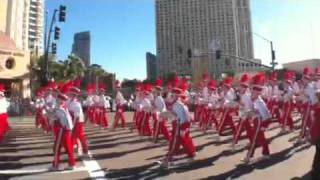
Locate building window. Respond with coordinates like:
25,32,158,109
5,58,15,70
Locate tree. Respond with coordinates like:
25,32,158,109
224,70,236,77
63,54,86,80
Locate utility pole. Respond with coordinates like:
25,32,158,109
252,32,277,71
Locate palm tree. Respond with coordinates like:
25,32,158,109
65,54,86,80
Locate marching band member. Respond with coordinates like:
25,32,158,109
34,88,46,130
50,83,76,171
193,82,204,123
164,80,175,111
299,67,318,142
68,80,90,158
45,81,58,135
161,79,196,167
152,78,170,142
310,90,320,179
266,72,282,124
131,83,143,132
315,67,320,90
202,79,219,132
279,72,295,133
0,83,9,143
138,84,153,136
112,80,127,129
218,77,237,137
83,84,95,124
97,83,110,128
232,74,253,149
92,86,101,126
243,73,271,163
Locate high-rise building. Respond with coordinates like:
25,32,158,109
28,0,44,55
72,31,91,67
146,52,157,80
4,0,30,51
156,0,256,78
1,0,44,55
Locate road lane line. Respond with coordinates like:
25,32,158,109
81,151,107,180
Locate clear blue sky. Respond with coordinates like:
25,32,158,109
46,0,320,80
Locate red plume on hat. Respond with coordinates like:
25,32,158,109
196,81,204,89
0,83,5,94
223,77,233,87
135,82,142,91
172,76,182,94
289,71,296,80
208,79,217,90
180,81,188,92
36,88,43,97
92,84,97,93
165,80,172,90
155,78,163,90
73,78,81,88
179,81,189,98
251,73,266,92
269,72,277,81
143,83,153,94
284,71,293,83
55,82,64,93
202,73,209,81
99,83,107,92
48,80,57,90
70,78,81,94
315,67,320,76
303,67,313,80
58,83,70,100
114,80,121,89
172,76,180,88
240,74,250,87
86,83,93,94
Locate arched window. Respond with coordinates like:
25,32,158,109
5,57,15,70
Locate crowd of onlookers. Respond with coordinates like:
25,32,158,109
7,97,34,116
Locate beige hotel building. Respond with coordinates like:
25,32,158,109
0,0,44,98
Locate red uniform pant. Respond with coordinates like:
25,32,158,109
167,121,195,161
138,112,152,136
152,113,170,141
72,122,89,154
218,109,236,136
248,119,270,158
113,105,126,128
99,108,108,128
52,129,76,168
281,101,294,130
233,117,253,145
0,113,9,143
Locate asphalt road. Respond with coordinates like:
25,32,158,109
0,112,314,180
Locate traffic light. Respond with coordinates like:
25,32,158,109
52,43,57,54
59,5,66,22
54,26,60,40
187,49,192,58
216,50,222,59
272,50,276,60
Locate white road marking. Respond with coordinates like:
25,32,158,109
0,166,87,175
81,151,107,180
